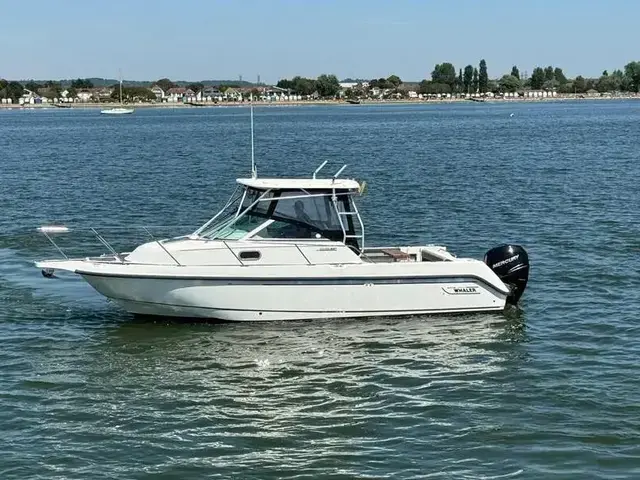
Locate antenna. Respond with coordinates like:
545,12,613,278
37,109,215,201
250,93,257,178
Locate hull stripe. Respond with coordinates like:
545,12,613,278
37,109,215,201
77,271,509,295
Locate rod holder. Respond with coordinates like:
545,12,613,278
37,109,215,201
333,164,348,179
313,160,328,179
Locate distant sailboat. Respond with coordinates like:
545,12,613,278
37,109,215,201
101,72,134,115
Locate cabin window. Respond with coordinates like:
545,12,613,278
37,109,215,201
239,251,261,261
202,187,359,244
251,190,348,240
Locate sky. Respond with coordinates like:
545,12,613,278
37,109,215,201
1,0,638,83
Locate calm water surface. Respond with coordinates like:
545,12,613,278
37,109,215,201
0,101,639,479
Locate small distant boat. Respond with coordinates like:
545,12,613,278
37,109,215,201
468,97,485,103
101,71,135,115
346,99,361,104
100,107,134,115
54,103,71,109
186,101,206,107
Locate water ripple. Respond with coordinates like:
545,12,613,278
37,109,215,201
1,102,639,478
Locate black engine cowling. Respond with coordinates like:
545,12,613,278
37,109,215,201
484,245,529,305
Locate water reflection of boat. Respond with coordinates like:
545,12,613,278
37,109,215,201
100,312,529,379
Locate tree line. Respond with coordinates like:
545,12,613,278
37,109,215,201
0,75,263,102
3,62,640,102
275,74,341,97
0,78,100,101
419,60,640,95
146,78,249,94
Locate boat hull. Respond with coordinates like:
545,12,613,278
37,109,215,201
79,273,507,321
100,108,134,115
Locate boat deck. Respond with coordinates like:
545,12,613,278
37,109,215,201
361,246,454,264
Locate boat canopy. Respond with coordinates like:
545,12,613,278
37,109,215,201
236,177,361,191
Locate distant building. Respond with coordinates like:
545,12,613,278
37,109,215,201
201,86,218,95
223,87,242,101
166,87,195,102
76,90,92,102
260,86,288,101
90,87,113,101
20,89,40,104
150,85,165,100
166,87,185,96
201,85,223,101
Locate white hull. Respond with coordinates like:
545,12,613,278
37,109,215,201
84,276,506,321
67,260,508,321
100,108,134,115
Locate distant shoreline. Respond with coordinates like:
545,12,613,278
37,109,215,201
1,95,638,110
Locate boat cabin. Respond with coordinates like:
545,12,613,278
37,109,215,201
172,175,455,266
193,177,365,253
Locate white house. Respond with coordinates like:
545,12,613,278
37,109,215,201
166,87,195,102
202,85,223,101
77,90,92,102
20,89,40,104
150,85,165,100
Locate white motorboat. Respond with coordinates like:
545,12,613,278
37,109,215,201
34,162,529,321
35,102,529,322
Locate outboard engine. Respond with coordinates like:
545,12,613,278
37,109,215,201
484,245,530,305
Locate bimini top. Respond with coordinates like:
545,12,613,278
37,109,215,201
236,177,361,191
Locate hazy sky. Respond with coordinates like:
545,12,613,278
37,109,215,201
2,0,637,83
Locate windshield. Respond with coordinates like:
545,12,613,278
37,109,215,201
201,187,358,242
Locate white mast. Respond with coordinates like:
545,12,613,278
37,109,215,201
119,69,123,105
